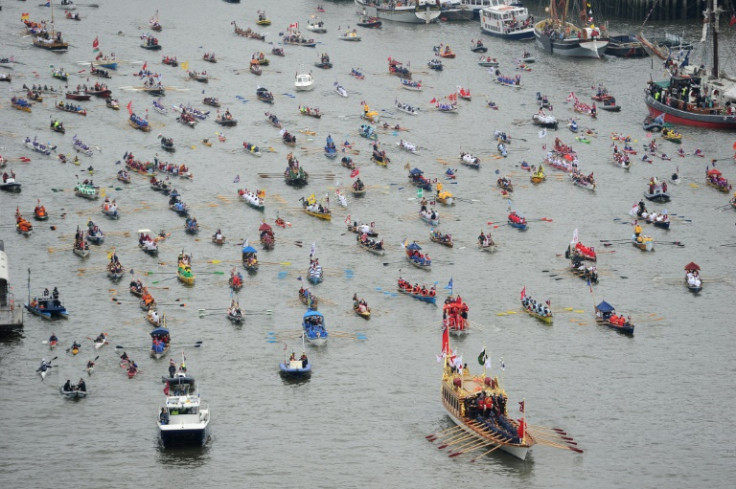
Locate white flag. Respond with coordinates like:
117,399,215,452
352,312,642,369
571,228,579,245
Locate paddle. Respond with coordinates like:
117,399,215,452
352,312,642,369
470,443,504,462
37,356,58,371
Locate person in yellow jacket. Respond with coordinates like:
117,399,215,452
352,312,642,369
634,222,642,237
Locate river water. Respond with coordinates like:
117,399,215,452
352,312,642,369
1,1,735,488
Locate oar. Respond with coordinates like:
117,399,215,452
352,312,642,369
426,425,464,441
470,443,504,462
116,341,203,349
657,241,685,247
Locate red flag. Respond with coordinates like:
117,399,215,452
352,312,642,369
519,400,525,413
350,168,359,178
520,286,526,300
127,100,133,115
92,36,99,48
517,418,525,439
730,14,736,26
163,381,169,395
142,62,147,71
441,320,450,355
429,98,437,104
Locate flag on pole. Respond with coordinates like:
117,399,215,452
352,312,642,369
344,214,351,224
477,348,487,366
519,400,525,413
92,36,100,53
142,62,148,72
572,228,579,245
441,320,449,355
126,100,133,115
485,353,492,370
520,286,526,300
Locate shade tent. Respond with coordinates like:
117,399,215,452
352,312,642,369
241,245,257,254
303,310,324,320
409,168,425,176
150,327,169,337
596,301,615,313
707,168,722,176
684,262,700,271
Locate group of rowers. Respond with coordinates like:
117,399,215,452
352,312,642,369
521,296,552,318
62,378,86,392
398,277,436,297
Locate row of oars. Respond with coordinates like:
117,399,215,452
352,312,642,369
600,239,685,247
525,425,583,454
425,422,511,461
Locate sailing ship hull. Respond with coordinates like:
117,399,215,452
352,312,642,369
644,94,736,130
534,23,608,59
356,0,441,24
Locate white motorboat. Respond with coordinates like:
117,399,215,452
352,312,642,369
295,69,314,91
158,394,211,448
334,82,348,98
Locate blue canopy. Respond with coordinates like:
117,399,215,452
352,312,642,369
406,242,422,251
409,168,424,176
303,310,324,320
241,246,257,253
151,327,169,337
596,301,615,313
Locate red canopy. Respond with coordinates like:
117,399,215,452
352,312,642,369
707,168,722,176
684,262,700,271
258,223,272,232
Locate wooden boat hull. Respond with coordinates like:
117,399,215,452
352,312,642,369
177,272,195,286
304,209,331,220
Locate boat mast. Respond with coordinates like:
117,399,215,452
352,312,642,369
562,0,568,26
26,268,30,305
711,0,719,78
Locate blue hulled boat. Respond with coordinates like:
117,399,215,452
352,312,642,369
302,310,328,346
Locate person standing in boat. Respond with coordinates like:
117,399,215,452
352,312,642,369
168,359,177,378
300,352,308,368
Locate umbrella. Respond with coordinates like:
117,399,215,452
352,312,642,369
683,262,700,271
707,168,722,176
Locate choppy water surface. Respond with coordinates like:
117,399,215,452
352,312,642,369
1,1,735,488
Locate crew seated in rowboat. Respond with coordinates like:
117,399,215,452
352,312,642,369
521,297,552,318
228,300,242,317
359,233,383,250
130,279,144,294
352,178,365,191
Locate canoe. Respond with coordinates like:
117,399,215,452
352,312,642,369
356,235,385,255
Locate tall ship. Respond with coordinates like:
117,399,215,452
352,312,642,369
643,0,736,130
355,0,442,24
0,241,23,333
480,0,535,39
534,0,608,58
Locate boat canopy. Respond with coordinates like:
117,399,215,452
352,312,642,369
303,310,324,320
596,301,615,313
406,242,422,251
258,223,272,232
137,229,152,234
684,262,700,271
151,327,170,337
706,168,722,176
409,168,424,176
241,245,257,254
